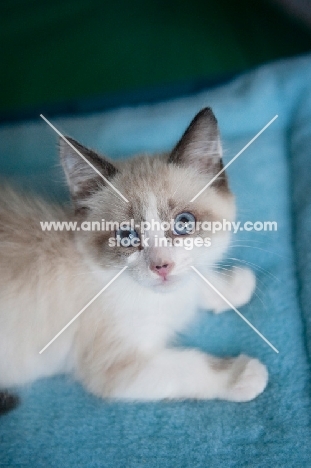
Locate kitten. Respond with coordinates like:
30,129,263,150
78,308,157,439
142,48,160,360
0,108,267,408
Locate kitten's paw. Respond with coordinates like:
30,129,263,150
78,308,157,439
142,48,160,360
230,267,256,307
226,355,268,402
213,267,256,313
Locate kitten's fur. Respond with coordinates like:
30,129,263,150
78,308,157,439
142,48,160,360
0,108,267,407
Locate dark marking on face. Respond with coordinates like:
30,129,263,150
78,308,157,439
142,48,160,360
168,198,176,211
126,203,134,220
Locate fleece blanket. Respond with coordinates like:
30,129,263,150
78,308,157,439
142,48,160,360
1,55,311,467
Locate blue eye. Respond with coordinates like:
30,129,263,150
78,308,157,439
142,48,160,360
174,212,196,235
115,229,140,247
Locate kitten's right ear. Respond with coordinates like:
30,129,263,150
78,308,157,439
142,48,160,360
59,137,118,201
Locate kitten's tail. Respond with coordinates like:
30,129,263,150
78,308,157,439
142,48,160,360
0,391,19,415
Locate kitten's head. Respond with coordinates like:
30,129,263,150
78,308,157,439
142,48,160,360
60,108,235,290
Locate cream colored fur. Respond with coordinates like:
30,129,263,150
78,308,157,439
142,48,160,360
0,108,268,402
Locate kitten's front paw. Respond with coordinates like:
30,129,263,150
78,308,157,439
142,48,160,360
230,267,256,307
213,267,256,313
226,355,268,402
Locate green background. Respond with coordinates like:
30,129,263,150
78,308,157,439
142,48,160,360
1,0,311,115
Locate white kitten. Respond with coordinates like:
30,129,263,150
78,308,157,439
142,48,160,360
0,108,267,408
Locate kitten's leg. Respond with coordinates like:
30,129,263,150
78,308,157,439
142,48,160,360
199,267,256,313
110,349,268,402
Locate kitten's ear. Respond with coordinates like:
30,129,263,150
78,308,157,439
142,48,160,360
169,108,227,188
59,137,118,201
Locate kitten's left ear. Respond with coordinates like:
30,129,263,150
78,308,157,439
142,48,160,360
168,108,227,189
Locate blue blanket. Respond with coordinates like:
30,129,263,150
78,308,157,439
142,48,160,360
1,55,311,467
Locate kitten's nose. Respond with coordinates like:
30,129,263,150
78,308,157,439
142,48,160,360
150,262,175,278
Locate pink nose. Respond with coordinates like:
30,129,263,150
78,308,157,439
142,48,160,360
151,262,174,278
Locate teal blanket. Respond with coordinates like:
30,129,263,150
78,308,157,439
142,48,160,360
1,55,311,467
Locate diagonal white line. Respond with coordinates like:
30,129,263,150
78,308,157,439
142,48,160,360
191,266,279,353
190,114,278,202
40,114,129,203
39,266,128,354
